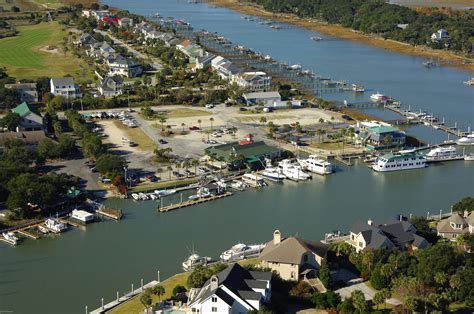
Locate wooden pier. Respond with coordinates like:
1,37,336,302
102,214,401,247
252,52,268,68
96,208,122,221
158,192,233,213
17,230,39,240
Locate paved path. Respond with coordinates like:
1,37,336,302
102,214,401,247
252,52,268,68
336,281,402,306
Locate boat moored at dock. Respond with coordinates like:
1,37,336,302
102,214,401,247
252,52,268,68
71,209,95,224
44,218,68,233
372,152,426,172
261,158,286,181
278,159,311,181
242,173,267,188
298,156,334,175
182,254,212,271
219,243,266,262
2,232,19,246
425,146,460,161
370,93,388,102
456,133,474,146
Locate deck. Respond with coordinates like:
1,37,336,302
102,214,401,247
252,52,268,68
158,192,233,213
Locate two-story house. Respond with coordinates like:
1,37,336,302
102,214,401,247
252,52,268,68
11,102,43,131
437,212,474,240
50,77,82,99
4,83,38,103
234,71,272,92
98,75,124,97
108,55,143,78
187,263,271,313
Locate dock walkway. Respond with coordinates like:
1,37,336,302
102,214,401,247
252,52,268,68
158,192,233,213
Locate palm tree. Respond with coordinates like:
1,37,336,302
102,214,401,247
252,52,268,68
159,117,167,130
191,159,199,175
152,285,165,305
197,119,202,129
167,165,173,180
209,117,214,130
318,118,325,124
330,116,335,129
259,116,267,125
166,125,172,134
182,160,190,177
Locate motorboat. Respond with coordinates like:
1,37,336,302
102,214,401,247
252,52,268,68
149,194,158,200
182,254,212,271
131,193,140,200
154,189,177,197
372,152,426,172
311,36,322,41
44,218,68,233
425,146,458,161
370,93,387,102
138,192,148,200
38,225,49,234
2,232,18,245
278,159,311,181
242,173,267,188
220,243,266,262
188,187,211,200
229,180,247,191
463,78,474,86
457,133,474,146
298,155,333,175
352,84,365,92
464,154,474,161
261,158,286,181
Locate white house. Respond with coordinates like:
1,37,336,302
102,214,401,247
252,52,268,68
431,29,450,42
11,102,43,132
243,91,281,106
195,53,216,70
188,263,271,313
234,71,272,92
50,77,82,99
118,17,133,28
107,55,143,78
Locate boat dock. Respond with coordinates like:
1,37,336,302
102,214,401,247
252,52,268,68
96,208,122,220
158,192,233,213
17,230,39,240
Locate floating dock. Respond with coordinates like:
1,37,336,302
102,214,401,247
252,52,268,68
96,208,122,220
158,192,233,212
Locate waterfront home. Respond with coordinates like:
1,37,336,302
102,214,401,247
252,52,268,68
187,263,271,313
90,10,112,21
347,219,429,252
0,131,46,150
205,141,282,166
50,77,82,100
259,230,329,281
107,55,143,78
118,17,133,28
4,82,38,103
355,121,406,150
243,91,281,106
431,29,450,42
210,56,242,80
98,75,124,97
12,102,43,131
234,71,272,92
437,212,474,241
195,53,216,70
182,45,205,64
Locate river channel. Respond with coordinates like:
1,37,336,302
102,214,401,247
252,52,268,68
0,0,473,313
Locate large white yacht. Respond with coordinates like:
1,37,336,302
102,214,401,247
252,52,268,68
372,152,426,172
425,146,458,161
370,92,387,102
2,232,19,245
242,173,267,188
457,133,474,146
219,243,266,262
298,155,334,175
182,254,212,271
278,159,311,181
261,158,286,181
44,218,68,233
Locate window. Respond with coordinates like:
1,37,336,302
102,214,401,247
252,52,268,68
212,307,217,312
212,297,217,303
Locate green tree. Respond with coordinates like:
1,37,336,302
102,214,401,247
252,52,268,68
0,112,21,131
373,289,390,309
209,117,214,130
259,116,267,125
404,296,422,312
172,285,187,295
152,285,165,301
95,154,125,177
197,119,202,129
140,292,152,310
351,290,368,312
452,197,474,213
319,260,331,288
370,263,387,290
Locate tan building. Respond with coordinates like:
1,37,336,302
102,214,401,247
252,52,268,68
259,230,328,281
437,212,474,241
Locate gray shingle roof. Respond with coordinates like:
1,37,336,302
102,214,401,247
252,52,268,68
51,77,75,86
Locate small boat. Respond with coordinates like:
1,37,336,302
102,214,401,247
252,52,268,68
149,194,158,200
463,78,474,86
220,243,266,262
242,173,267,188
457,133,474,146
289,64,302,71
370,93,387,102
423,60,435,68
182,254,212,271
229,180,247,191
352,84,365,93
154,189,177,197
188,187,211,200
44,218,68,233
138,192,148,200
311,36,322,41
131,193,140,200
464,154,474,161
38,225,49,234
2,232,18,245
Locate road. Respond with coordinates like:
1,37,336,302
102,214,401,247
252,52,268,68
95,30,163,71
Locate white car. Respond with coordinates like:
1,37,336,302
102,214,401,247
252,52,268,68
205,104,214,109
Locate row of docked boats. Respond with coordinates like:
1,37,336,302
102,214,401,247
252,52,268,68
182,242,266,271
130,189,177,201
260,157,334,182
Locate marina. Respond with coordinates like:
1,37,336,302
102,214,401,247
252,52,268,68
158,192,233,212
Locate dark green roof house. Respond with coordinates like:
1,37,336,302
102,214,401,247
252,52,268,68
11,102,43,132
205,141,282,164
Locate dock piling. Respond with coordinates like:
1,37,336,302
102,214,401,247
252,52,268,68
117,291,119,302
157,270,160,283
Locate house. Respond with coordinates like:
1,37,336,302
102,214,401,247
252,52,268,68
243,91,281,106
195,54,216,70
74,33,97,48
437,212,474,241
355,121,406,150
176,39,192,52
182,45,205,64
4,83,38,103
107,55,143,78
87,42,115,59
98,75,124,97
210,57,242,80
234,71,272,92
259,230,329,281
187,263,271,313
431,29,450,42
118,17,133,28
91,10,111,21
50,77,82,99
205,141,282,165
347,219,429,252
11,102,43,131
0,131,46,149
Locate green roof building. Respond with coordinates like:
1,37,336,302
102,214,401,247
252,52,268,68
11,102,43,132
205,141,282,165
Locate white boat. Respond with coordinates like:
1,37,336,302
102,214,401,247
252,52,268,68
463,78,474,86
242,173,267,188
154,189,177,197
352,84,365,92
149,194,158,200
219,243,266,262
44,218,68,233
71,209,94,224
278,159,311,181
370,93,387,102
372,152,426,172
182,254,212,271
188,187,211,200
2,232,18,245
131,193,140,200
311,36,322,41
38,225,49,234
426,146,458,161
298,155,334,175
464,154,474,161
138,193,148,200
457,133,474,146
261,158,286,181
229,180,247,191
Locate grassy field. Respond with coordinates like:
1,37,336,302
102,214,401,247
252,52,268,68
0,22,91,79
166,108,212,119
112,121,156,152
130,178,199,193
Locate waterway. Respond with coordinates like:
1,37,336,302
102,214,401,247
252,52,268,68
0,0,473,313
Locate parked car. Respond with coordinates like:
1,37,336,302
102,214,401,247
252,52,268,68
205,104,215,109
159,139,168,144
189,126,201,131
144,175,158,182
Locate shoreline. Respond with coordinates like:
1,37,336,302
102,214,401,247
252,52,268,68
207,0,474,74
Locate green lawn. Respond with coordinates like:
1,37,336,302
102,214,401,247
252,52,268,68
0,22,90,79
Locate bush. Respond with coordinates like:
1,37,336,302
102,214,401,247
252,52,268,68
172,285,187,295
370,264,387,290
289,281,312,299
